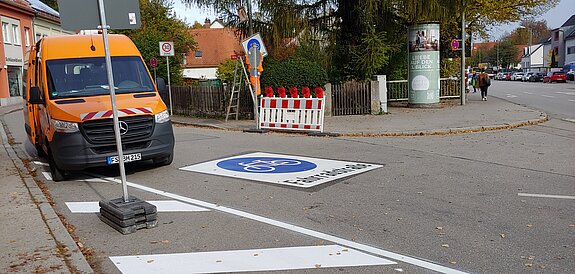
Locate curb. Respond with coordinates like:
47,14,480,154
172,113,549,137
0,113,93,273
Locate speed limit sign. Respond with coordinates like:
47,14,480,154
159,41,174,56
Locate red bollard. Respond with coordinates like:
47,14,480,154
314,86,324,98
302,86,311,98
265,86,274,97
289,87,299,98
277,86,287,98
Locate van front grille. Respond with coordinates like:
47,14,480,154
80,115,154,145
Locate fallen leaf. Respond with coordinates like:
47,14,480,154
524,263,533,267
417,192,423,194
441,244,450,248
216,260,222,263
500,234,506,238
539,265,546,269
147,260,154,263
253,254,258,257
528,256,535,260
342,249,349,252
436,227,443,230
569,224,575,227
161,240,170,244
449,261,457,265
526,224,533,228
77,242,84,248
315,264,321,268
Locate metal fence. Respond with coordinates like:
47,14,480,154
331,80,372,116
160,85,254,118
387,78,462,101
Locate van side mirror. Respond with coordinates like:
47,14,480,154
29,87,43,105
155,78,167,93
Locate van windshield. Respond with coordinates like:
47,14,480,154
46,56,154,99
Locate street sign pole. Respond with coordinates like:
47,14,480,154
97,0,129,202
166,56,173,116
460,0,466,106
249,45,260,129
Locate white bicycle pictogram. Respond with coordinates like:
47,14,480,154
238,159,301,172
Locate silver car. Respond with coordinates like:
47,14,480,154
511,72,524,81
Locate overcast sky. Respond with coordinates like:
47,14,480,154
172,0,573,39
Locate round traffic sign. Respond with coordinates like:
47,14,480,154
161,42,172,53
247,39,261,51
150,57,158,68
451,39,460,50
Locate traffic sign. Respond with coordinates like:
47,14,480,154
451,39,460,50
159,41,174,56
150,57,158,68
242,33,267,57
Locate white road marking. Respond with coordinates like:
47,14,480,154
556,92,575,96
540,95,554,98
562,118,575,123
568,100,575,103
33,161,49,166
42,171,52,181
110,245,395,274
88,173,468,274
66,201,210,213
523,92,532,95
506,94,518,98
518,193,575,200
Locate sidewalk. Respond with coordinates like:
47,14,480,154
0,105,92,273
172,92,548,136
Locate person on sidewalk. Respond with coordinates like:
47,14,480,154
477,68,490,101
471,72,477,93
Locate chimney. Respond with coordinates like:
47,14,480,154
203,18,211,28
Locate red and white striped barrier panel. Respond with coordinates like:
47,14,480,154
259,97,325,132
80,107,153,121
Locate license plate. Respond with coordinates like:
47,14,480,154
107,153,142,165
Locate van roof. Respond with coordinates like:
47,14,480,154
40,34,141,60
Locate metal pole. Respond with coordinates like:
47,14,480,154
154,67,156,80
97,0,129,202
166,56,173,116
246,0,253,36
460,0,466,105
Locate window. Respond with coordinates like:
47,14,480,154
24,27,30,48
195,51,202,58
2,22,11,43
554,32,559,41
568,46,575,55
12,24,20,45
182,53,187,65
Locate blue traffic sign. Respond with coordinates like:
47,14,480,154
247,39,261,51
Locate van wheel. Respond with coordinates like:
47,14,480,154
48,150,67,182
153,153,173,167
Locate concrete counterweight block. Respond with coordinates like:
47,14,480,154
99,196,158,234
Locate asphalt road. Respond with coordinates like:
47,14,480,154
2,96,574,273
488,79,575,121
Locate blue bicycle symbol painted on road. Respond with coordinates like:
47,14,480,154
217,157,317,173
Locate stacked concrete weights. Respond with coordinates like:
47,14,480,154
99,196,157,234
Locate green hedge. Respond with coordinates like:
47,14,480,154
261,56,328,89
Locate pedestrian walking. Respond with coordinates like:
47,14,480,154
477,68,491,101
471,73,477,93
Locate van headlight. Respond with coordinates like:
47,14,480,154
50,119,79,133
155,110,170,123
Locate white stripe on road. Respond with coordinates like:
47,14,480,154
568,100,575,103
506,94,518,98
562,118,575,123
518,193,575,200
66,201,210,213
541,95,555,98
110,245,395,274
88,173,468,274
556,92,575,96
523,92,533,95
42,172,52,181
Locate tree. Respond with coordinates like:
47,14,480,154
116,0,196,85
192,21,204,29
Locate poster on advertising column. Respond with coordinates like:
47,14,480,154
408,23,440,106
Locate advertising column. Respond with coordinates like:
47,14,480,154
408,23,440,107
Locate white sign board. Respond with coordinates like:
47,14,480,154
159,41,174,56
179,152,382,188
241,33,268,57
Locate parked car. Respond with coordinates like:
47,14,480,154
567,71,574,81
510,72,524,81
543,71,567,83
496,72,505,80
529,72,544,82
505,72,513,81
521,72,533,82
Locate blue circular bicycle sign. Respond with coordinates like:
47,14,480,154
217,157,317,173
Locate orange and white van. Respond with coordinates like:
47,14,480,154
23,34,174,181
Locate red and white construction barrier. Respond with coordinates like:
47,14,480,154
259,97,325,132
80,107,152,121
